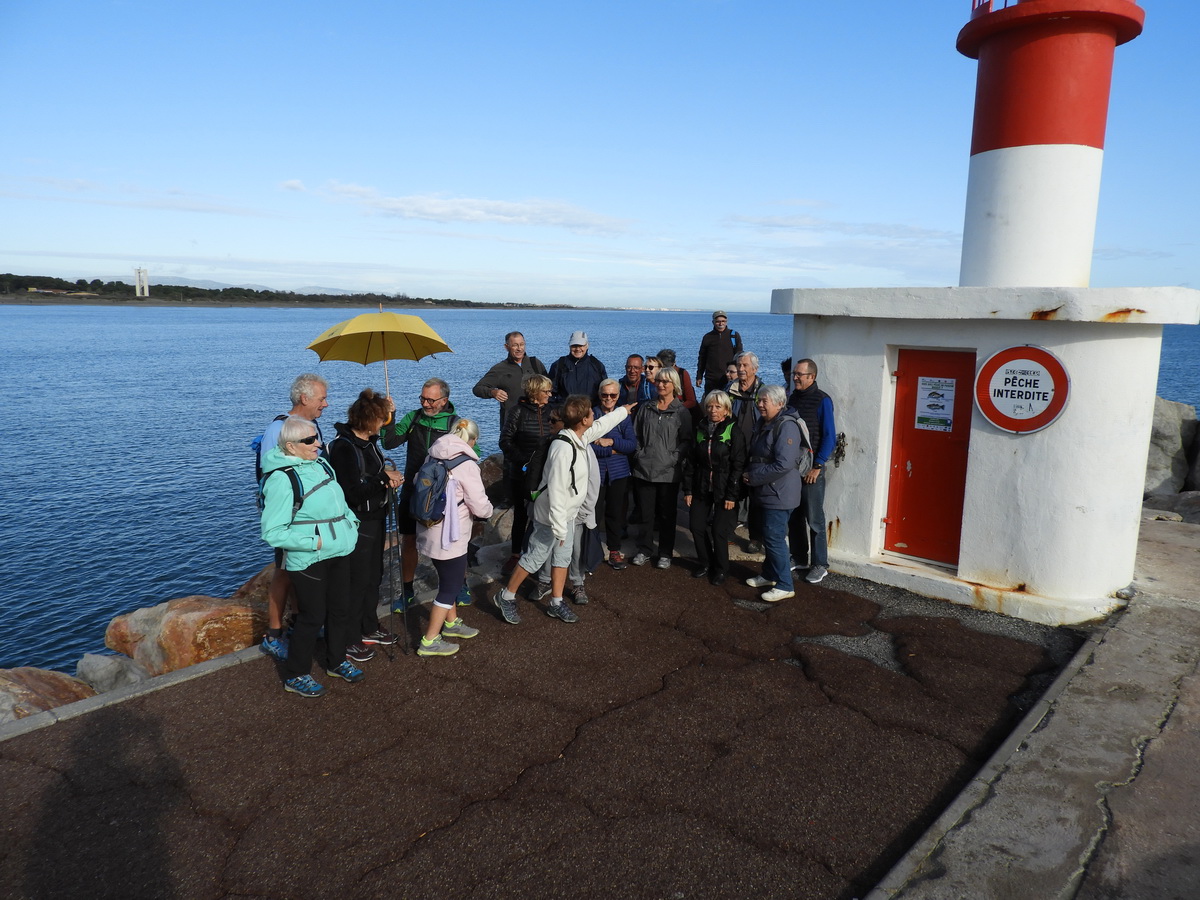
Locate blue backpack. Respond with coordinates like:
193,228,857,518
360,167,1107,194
409,453,473,527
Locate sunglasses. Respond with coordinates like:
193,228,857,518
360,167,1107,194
599,393,619,399
295,435,320,445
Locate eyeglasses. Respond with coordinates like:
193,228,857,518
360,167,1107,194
419,396,443,406
599,393,619,399
294,435,321,445
793,372,814,380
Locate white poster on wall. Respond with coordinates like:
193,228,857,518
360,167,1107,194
916,376,955,432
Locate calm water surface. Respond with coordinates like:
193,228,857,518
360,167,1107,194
2,305,1197,672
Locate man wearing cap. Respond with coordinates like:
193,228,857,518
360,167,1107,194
696,310,743,392
550,331,608,404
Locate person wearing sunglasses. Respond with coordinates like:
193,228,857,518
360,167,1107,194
261,416,363,697
591,378,637,572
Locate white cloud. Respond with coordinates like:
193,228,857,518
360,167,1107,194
280,179,307,192
326,181,630,235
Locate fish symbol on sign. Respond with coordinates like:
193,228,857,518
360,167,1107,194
927,391,945,399
927,402,945,410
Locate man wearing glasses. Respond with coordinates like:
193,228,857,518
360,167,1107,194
618,354,654,405
382,378,460,609
696,310,743,392
787,359,836,584
472,330,547,436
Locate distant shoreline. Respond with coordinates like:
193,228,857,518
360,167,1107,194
0,293,592,311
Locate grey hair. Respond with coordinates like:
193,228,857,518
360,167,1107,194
702,390,732,414
278,415,318,452
796,357,818,376
656,348,676,367
598,377,620,393
424,377,450,399
290,373,329,406
760,384,788,407
735,351,759,371
451,417,479,446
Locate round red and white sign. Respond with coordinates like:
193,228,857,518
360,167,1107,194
974,345,1070,434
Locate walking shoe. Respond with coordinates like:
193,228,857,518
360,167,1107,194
456,583,474,606
361,629,398,645
260,634,289,662
567,584,589,605
418,635,459,656
655,557,671,570
391,586,416,614
495,588,522,625
745,540,764,555
545,600,579,623
631,552,651,566
441,618,479,639
501,554,520,577
346,642,376,663
608,550,628,571
761,587,796,603
283,674,325,697
325,660,366,683
529,580,552,601
745,575,775,588
710,572,727,586
691,566,709,579
805,565,829,585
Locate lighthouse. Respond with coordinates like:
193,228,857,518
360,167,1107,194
957,0,1145,287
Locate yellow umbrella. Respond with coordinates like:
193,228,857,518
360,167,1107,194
307,310,452,396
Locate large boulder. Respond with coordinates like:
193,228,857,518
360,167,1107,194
1145,397,1197,495
75,653,152,693
1142,491,1200,525
0,667,96,724
104,565,271,675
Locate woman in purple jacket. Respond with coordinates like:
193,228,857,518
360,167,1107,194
590,378,637,569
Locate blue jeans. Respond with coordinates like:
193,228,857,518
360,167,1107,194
789,470,828,568
760,507,794,591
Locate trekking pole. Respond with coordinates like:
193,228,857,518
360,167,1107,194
384,458,410,654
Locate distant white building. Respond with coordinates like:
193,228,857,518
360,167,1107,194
134,268,149,298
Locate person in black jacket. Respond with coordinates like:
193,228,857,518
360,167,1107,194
549,330,607,404
499,374,559,574
696,310,743,392
472,330,547,437
328,389,404,661
682,390,746,585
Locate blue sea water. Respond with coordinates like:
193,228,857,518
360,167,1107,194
0,305,792,671
1,305,1197,673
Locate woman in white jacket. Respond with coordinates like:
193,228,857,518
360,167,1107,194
414,419,493,657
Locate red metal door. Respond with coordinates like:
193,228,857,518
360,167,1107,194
884,349,976,566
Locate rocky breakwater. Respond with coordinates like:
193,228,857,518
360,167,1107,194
0,453,511,727
1144,396,1200,523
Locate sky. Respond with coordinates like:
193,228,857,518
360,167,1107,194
2,1,1196,310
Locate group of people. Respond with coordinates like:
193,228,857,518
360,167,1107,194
255,310,838,697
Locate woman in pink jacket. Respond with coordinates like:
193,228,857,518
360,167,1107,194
415,418,493,657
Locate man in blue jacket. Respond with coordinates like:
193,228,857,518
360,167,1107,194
550,330,607,404
787,358,837,584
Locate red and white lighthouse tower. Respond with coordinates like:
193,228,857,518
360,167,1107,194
957,0,1144,287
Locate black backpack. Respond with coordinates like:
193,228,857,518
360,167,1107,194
257,457,337,521
522,432,578,502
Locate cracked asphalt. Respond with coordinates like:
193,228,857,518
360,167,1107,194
0,553,1072,900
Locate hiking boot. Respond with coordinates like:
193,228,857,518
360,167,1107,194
501,554,520,577
495,588,522,625
260,634,289,662
283,674,325,697
745,540,764,555
745,575,775,588
761,587,796,603
655,557,671,570
391,586,416,614
631,552,651,566
567,584,589,605
456,583,474,606
418,635,460,657
545,600,579,623
441,618,479,639
805,565,829,585
325,660,366,683
361,629,398,645
346,642,376,663
608,550,627,571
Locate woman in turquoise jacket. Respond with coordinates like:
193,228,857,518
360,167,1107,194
260,416,362,697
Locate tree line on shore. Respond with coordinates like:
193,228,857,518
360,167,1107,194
0,273,567,309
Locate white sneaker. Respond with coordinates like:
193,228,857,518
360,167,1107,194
745,575,775,588
805,565,829,585
761,587,795,603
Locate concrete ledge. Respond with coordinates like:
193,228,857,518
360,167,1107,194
770,285,1200,324
831,554,1121,626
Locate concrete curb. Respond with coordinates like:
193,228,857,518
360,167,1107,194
864,621,1108,899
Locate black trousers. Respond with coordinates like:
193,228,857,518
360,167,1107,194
634,479,681,560
596,476,629,551
347,517,385,638
689,496,737,576
284,554,353,679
